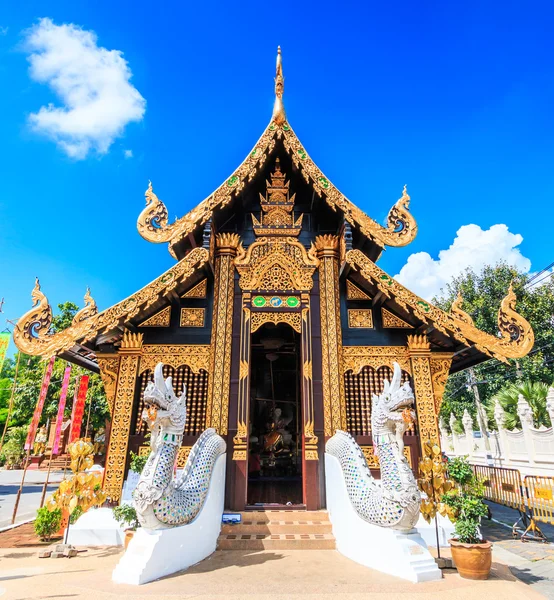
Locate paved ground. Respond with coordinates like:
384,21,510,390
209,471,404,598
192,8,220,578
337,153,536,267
0,469,65,529
0,546,544,600
483,501,554,599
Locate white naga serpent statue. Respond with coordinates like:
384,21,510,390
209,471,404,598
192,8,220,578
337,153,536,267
326,362,421,531
133,363,226,529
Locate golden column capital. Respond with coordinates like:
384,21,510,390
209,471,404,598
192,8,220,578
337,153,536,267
119,331,144,355
407,334,431,355
314,234,340,260
216,233,241,257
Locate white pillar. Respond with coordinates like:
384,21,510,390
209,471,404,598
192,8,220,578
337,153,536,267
462,409,474,458
517,394,535,464
494,400,508,466
450,413,459,455
546,387,554,431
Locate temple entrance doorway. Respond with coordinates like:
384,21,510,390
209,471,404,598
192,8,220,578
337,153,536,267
247,322,303,507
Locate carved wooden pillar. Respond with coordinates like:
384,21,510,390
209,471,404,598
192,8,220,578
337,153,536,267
206,233,240,435
315,234,346,437
407,334,440,453
103,332,143,502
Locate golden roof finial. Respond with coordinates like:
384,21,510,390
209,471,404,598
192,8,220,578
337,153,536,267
272,46,286,126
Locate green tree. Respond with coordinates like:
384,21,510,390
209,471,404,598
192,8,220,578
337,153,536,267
486,381,551,430
435,262,554,428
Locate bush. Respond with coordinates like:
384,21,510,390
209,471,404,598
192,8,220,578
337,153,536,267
113,504,139,530
2,425,28,467
34,507,62,541
442,457,488,544
129,451,147,474
70,505,84,524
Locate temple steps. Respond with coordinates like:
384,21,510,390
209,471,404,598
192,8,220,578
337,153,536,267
217,511,336,550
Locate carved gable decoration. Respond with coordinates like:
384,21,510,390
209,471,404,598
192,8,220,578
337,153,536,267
235,237,319,292
139,306,171,327
346,280,371,301
382,308,411,329
182,279,207,299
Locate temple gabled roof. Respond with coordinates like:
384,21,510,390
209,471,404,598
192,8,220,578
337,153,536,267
137,48,418,260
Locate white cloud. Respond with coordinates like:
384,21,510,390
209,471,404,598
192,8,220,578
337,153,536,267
124,149,133,159
24,18,145,159
0,26,8,36
395,224,531,300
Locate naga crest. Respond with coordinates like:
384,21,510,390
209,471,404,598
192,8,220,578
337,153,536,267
371,362,415,439
142,363,187,444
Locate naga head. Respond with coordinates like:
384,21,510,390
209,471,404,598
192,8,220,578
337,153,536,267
142,363,187,442
371,362,415,439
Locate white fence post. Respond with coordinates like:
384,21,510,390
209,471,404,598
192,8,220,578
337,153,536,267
517,394,536,464
547,387,554,431
462,409,474,458
450,413,459,455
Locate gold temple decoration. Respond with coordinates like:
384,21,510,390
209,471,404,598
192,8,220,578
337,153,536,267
252,159,302,236
301,304,318,460
96,354,120,414
233,297,251,461
348,309,374,328
180,308,205,328
206,234,241,435
139,444,192,469
138,345,211,375
250,311,302,333
182,279,207,299
137,51,418,256
72,288,98,325
346,249,534,362
382,308,411,329
315,235,346,436
272,46,286,126
13,247,209,358
139,306,171,327
103,331,143,501
342,346,411,375
429,354,453,412
235,236,318,292
362,445,412,469
346,280,371,301
450,291,474,326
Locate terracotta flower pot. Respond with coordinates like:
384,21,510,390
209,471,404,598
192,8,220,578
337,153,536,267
124,529,135,550
450,539,492,580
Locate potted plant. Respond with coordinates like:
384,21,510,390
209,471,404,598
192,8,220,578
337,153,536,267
113,504,140,549
442,457,491,580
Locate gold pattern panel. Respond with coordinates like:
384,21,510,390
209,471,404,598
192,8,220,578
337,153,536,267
409,347,439,447
13,248,209,358
180,308,205,328
346,280,371,301
139,444,192,468
96,354,120,415
139,306,171,327
347,249,534,362
382,308,411,329
103,345,142,502
342,346,411,375
362,445,412,469
235,236,318,292
250,311,302,333
182,279,207,299
429,355,453,412
348,309,374,328
138,345,211,375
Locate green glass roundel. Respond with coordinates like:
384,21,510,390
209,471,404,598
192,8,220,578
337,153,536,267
253,296,266,307
227,175,239,187
286,296,300,308
318,177,330,189
297,148,307,160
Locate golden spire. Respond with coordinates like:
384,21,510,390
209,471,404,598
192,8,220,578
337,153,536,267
272,46,286,126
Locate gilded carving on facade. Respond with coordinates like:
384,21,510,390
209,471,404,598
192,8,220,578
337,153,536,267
301,304,318,460
233,300,251,461
138,345,211,375
235,236,318,292
381,308,411,329
346,249,534,361
138,444,192,468
429,354,453,412
342,346,411,375
13,248,209,358
182,279,208,298
72,288,98,325
96,354,120,414
180,308,205,328
139,306,171,327
361,445,412,469
103,332,143,501
250,311,301,333
316,235,346,436
450,291,474,326
346,280,371,301
348,309,374,328
206,234,240,435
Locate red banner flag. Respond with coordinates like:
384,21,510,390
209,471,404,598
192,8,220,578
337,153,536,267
25,356,56,451
52,365,72,455
69,375,89,443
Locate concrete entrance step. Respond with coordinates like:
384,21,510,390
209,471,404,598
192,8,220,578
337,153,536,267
218,510,336,550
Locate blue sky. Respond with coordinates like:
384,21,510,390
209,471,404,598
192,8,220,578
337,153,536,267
0,1,550,349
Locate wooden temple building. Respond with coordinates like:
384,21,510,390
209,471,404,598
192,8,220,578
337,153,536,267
14,48,534,511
